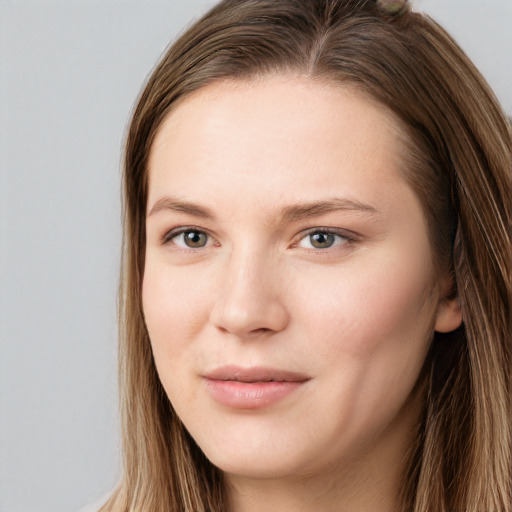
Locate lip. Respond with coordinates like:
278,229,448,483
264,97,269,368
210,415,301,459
203,366,311,409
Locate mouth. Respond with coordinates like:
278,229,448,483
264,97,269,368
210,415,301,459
202,366,311,409
204,365,311,383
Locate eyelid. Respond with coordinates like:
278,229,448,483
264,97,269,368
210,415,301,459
162,225,216,248
294,227,358,249
160,225,359,250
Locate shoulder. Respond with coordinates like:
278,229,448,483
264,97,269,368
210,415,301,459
77,493,110,512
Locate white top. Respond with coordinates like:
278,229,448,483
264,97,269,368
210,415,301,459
77,494,109,512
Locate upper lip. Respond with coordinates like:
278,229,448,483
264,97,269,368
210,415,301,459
203,365,311,383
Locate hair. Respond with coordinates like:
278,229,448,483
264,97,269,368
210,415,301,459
101,1,511,511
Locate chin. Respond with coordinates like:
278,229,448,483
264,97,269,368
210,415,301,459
207,450,305,480
190,425,330,481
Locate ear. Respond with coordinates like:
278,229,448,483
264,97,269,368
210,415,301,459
434,276,462,333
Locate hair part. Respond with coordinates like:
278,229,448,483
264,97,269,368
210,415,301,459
102,1,511,511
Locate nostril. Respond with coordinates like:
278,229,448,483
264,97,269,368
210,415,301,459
250,328,270,335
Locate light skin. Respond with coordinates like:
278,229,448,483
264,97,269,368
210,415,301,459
142,76,462,512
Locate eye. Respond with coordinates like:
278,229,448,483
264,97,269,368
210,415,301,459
297,229,350,250
165,228,211,249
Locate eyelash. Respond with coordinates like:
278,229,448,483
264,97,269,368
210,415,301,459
161,226,357,252
295,227,356,250
161,226,216,249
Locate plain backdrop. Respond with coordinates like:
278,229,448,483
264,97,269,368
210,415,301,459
0,1,510,511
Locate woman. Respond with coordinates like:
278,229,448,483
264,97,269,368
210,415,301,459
101,0,511,510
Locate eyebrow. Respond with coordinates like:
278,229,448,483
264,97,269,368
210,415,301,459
148,197,216,219
147,196,379,222
279,197,378,223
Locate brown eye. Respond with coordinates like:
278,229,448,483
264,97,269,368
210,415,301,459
309,232,336,249
182,230,208,248
167,229,210,249
297,229,351,250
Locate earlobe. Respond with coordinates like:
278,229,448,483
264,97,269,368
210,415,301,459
434,295,462,333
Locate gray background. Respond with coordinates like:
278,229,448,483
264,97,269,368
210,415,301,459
0,1,510,511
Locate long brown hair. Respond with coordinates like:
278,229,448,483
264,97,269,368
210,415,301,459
102,1,511,510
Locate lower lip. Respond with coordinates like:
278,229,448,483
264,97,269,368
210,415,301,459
204,379,306,409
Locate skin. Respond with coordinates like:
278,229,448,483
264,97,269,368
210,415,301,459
143,76,462,512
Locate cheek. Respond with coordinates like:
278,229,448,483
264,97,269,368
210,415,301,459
288,251,437,447
142,258,220,408
142,258,212,366
296,249,436,361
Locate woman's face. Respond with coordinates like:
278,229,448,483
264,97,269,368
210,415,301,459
143,77,460,482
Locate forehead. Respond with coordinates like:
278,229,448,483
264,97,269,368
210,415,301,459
147,76,409,218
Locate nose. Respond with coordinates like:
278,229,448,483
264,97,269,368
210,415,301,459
209,249,290,338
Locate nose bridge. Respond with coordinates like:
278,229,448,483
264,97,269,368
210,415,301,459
210,242,289,337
